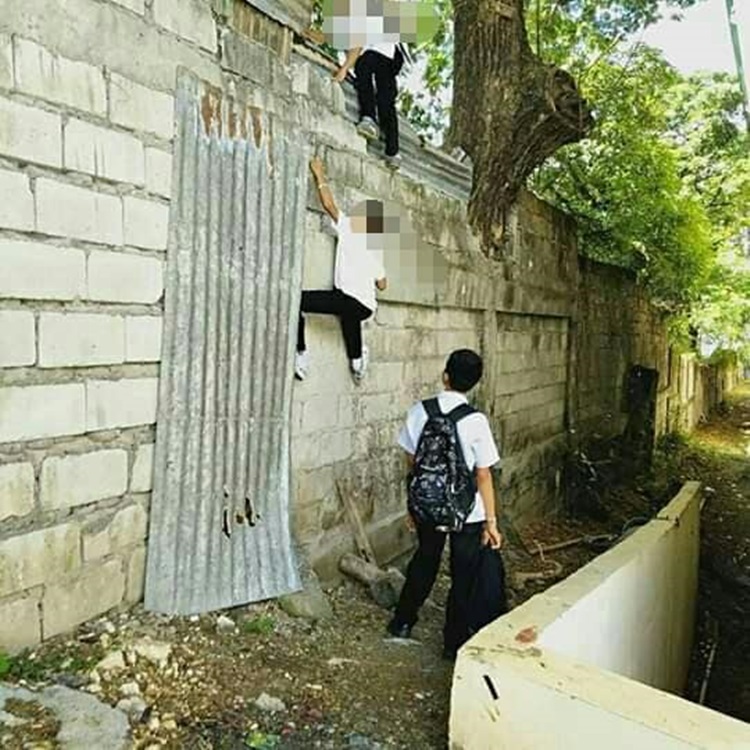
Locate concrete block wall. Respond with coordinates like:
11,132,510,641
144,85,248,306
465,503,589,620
0,1,181,650
0,0,723,649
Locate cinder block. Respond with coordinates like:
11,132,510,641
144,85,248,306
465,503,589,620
0,240,86,301
125,545,146,603
0,34,12,89
0,310,36,367
0,383,86,443
40,449,128,510
153,0,217,51
64,119,145,185
0,463,35,522
123,196,169,250
39,312,125,368
109,73,175,140
86,378,159,431
13,37,106,115
125,316,162,362
0,98,62,168
109,503,147,550
111,0,145,13
42,559,125,638
82,527,111,561
87,250,163,304
0,593,41,654
36,179,123,245
131,443,154,492
0,168,34,231
301,395,343,433
0,524,80,598
145,147,172,198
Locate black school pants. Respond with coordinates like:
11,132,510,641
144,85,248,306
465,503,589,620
297,289,372,360
394,521,484,651
354,50,399,157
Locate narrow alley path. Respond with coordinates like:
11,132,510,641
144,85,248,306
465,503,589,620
678,383,750,721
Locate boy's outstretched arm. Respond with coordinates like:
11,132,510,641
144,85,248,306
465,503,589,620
309,157,339,223
476,466,503,549
333,47,363,82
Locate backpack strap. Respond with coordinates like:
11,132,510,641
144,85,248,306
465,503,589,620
422,398,441,419
446,403,476,424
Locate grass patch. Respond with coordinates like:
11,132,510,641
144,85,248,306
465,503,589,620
245,730,281,749
242,615,276,636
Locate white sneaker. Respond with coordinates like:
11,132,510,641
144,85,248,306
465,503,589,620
350,345,370,383
384,152,402,171
357,117,380,141
294,350,310,381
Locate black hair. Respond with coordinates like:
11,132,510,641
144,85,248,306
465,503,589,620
445,349,483,393
365,199,384,234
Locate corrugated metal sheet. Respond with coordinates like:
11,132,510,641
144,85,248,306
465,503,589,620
144,71,306,615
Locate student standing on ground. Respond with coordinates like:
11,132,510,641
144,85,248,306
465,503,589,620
387,349,503,659
333,43,405,170
295,157,387,383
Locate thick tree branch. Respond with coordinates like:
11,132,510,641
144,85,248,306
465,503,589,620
448,0,593,251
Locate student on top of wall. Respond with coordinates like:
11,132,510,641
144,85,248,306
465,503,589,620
295,157,387,383
388,349,505,659
333,42,407,170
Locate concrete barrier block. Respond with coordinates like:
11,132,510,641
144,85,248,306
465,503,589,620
42,559,125,638
85,378,159,431
39,312,125,368
0,168,34,231
0,310,36,367
0,383,86,443
0,524,80,598
87,250,163,304
36,179,123,246
40,449,128,510
0,98,62,168
0,462,35,522
64,118,145,185
13,37,106,115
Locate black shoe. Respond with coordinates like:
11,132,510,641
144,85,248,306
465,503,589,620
386,619,412,639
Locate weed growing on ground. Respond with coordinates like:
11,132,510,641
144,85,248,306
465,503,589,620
242,615,276,636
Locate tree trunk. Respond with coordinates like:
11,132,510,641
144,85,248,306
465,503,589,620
449,0,593,251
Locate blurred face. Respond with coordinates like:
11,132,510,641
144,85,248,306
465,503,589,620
350,200,385,235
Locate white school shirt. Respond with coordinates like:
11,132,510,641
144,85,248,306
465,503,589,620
334,212,386,312
398,391,501,524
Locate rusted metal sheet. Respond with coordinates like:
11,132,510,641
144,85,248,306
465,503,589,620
145,71,306,614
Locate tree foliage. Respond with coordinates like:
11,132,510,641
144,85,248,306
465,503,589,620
403,0,748,324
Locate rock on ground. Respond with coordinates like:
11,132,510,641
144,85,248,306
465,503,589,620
0,683,130,749
254,692,287,713
278,578,333,621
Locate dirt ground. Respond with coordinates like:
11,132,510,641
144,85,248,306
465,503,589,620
1,504,649,750
3,387,748,747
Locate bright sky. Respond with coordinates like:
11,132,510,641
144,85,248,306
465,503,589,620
642,0,750,78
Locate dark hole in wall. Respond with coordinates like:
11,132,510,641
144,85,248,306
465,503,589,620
622,365,659,472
